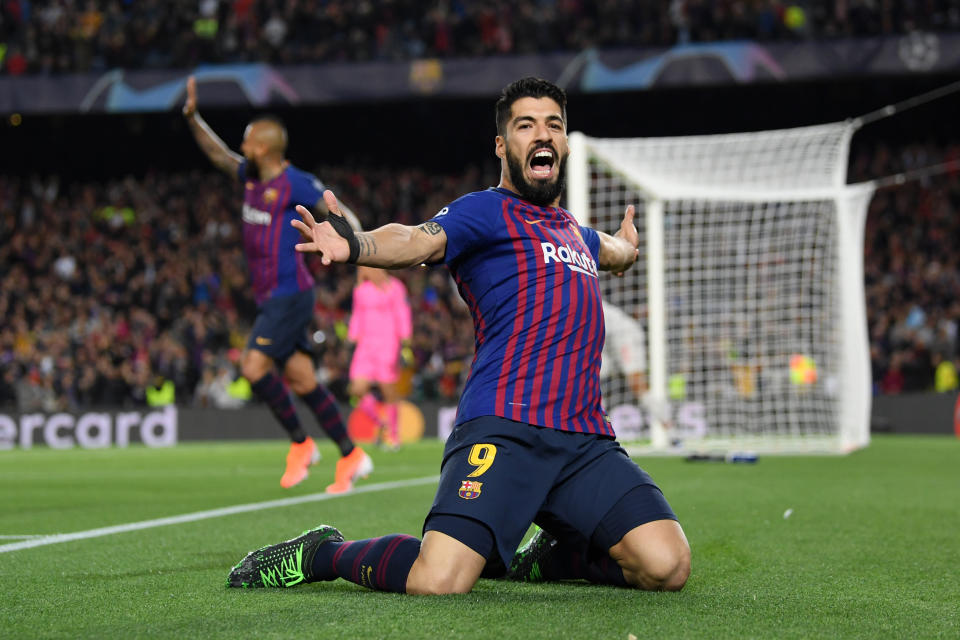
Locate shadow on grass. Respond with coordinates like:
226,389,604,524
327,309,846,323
221,576,663,602
62,553,241,581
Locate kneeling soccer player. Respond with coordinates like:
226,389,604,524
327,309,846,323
227,76,690,594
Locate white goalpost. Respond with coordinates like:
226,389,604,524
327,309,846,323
568,123,874,455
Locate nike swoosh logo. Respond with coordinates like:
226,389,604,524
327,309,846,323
255,336,273,345
523,219,543,225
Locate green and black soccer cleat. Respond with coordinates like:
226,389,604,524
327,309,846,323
227,525,343,588
506,526,557,582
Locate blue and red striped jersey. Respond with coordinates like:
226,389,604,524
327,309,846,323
432,187,612,437
238,161,322,305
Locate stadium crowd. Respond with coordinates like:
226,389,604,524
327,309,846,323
1,141,958,411
3,0,960,75
0,164,488,411
850,141,960,396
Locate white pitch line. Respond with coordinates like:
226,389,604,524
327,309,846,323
0,535,47,540
0,475,439,554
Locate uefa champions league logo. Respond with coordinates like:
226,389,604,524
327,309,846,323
899,31,939,72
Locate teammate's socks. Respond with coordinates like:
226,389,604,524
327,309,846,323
541,541,628,587
299,385,354,457
312,535,421,592
250,372,306,443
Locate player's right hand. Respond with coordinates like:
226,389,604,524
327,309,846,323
293,191,352,265
182,75,197,117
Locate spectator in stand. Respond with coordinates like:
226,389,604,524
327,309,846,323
853,140,960,395
7,1,960,75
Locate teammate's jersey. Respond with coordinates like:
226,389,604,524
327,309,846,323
431,187,612,437
348,277,413,350
238,161,321,305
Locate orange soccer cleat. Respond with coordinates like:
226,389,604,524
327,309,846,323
280,437,321,489
325,447,374,494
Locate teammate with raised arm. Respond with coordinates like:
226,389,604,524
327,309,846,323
182,76,371,493
227,77,690,594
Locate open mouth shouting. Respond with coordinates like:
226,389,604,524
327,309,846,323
528,147,556,180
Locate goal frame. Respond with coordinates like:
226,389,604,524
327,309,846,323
568,127,873,455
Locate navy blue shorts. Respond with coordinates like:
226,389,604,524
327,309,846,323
246,289,314,365
423,416,677,566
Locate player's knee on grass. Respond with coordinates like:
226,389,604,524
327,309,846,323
407,559,476,595
610,519,690,591
406,529,487,595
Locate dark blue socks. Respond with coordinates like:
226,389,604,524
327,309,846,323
250,372,306,443
299,385,354,457
312,534,421,592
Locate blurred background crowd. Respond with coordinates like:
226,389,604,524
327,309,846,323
1,0,958,413
1,138,958,411
0,164,488,411
3,0,960,75
851,142,960,397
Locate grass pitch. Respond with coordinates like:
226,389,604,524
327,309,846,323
1,435,957,639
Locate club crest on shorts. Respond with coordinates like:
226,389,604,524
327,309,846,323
458,480,483,499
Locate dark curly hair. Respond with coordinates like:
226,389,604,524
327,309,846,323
495,77,567,137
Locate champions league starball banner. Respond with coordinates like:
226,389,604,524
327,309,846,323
1,33,956,114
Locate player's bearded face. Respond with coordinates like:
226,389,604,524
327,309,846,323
505,140,567,207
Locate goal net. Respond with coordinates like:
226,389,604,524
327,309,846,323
567,123,873,455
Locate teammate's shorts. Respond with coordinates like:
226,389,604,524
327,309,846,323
246,289,314,365
349,344,399,384
423,415,676,565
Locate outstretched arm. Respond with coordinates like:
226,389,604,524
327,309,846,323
293,190,447,268
182,75,243,177
596,204,640,276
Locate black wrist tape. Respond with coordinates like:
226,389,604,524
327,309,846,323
326,213,359,263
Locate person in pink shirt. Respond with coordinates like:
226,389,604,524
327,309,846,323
348,266,413,448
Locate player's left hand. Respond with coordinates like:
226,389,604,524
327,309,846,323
292,190,351,265
618,204,639,249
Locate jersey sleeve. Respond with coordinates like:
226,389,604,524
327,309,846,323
429,193,490,265
290,170,326,207
579,225,601,262
237,160,248,182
